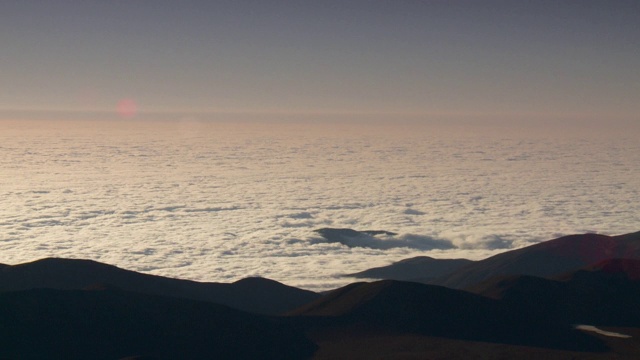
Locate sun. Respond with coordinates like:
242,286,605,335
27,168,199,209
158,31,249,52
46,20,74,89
116,99,137,118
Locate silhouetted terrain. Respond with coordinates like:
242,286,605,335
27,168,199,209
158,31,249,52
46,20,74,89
2,232,640,358
430,231,640,289
468,258,640,327
308,329,640,360
0,258,319,315
576,258,640,280
345,256,474,282
0,287,316,360
291,280,607,352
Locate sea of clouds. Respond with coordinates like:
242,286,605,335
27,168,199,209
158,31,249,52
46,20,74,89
1,119,639,291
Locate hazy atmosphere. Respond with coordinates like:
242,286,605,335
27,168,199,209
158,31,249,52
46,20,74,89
2,1,640,291
2,0,639,128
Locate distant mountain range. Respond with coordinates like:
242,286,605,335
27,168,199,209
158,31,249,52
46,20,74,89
1,231,639,359
345,230,640,290
0,257,319,315
432,231,640,289
345,256,474,282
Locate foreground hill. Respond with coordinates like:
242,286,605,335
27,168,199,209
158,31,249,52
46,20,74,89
0,287,316,360
309,329,640,360
291,280,607,352
0,258,319,315
573,258,640,281
2,253,640,358
430,231,640,289
344,256,474,282
3,231,640,358
468,258,640,327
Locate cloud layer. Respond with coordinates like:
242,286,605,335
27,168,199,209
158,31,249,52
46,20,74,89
1,120,639,291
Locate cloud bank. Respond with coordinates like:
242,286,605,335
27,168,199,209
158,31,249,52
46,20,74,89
0,120,639,291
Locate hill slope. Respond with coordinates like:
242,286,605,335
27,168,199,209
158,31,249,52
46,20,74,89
431,231,640,289
0,258,320,315
467,258,640,327
344,256,473,282
292,280,607,352
0,287,316,360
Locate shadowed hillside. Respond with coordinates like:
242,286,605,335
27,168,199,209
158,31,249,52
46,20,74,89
430,231,640,289
0,287,317,360
0,258,319,315
291,280,607,352
467,258,640,327
576,258,640,280
344,256,474,282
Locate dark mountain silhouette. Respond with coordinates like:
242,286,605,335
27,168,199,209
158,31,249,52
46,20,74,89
578,258,640,280
466,273,562,300
3,231,640,358
0,287,316,360
345,256,473,282
309,330,640,360
0,258,319,315
467,258,640,327
430,231,640,289
291,280,607,352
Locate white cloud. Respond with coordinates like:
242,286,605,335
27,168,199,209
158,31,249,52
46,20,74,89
0,120,639,291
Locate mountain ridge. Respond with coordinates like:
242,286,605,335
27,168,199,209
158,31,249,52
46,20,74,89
0,257,319,315
344,256,474,282
428,231,640,289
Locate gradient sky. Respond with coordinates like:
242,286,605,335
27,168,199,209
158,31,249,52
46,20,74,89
2,0,639,126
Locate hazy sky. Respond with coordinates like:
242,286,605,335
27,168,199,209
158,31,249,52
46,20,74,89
2,0,639,126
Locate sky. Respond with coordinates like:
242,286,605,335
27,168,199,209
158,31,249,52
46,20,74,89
2,0,640,127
